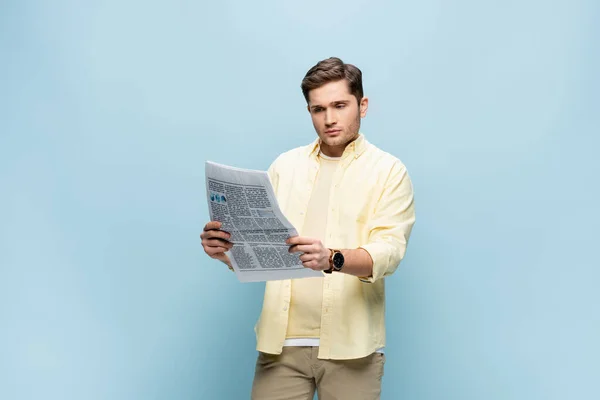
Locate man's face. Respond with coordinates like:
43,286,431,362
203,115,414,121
307,80,368,157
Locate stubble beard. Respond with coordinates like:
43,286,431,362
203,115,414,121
319,113,361,148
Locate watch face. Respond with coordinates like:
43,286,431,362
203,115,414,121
333,252,344,270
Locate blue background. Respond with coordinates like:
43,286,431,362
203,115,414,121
1,1,598,399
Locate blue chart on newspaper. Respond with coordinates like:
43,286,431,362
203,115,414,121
205,161,322,282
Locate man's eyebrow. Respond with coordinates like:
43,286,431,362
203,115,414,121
310,100,350,109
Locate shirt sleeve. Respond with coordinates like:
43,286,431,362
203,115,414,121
267,156,280,194
358,162,416,283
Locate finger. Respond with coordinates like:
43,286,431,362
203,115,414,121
299,253,315,262
206,246,230,256
205,244,229,253
302,260,319,270
204,221,222,231
289,244,316,254
204,238,233,248
203,241,231,251
202,230,231,241
212,252,228,261
286,236,315,246
284,235,299,245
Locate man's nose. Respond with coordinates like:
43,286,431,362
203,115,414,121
325,108,337,126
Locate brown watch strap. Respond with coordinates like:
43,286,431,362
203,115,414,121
324,249,339,274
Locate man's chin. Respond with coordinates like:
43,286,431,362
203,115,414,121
323,135,358,147
320,136,344,147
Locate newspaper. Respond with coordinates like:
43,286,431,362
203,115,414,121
205,161,322,282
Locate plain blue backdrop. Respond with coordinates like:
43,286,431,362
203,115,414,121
1,1,598,399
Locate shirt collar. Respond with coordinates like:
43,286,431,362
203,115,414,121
308,133,368,160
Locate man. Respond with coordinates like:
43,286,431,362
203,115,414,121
200,57,415,399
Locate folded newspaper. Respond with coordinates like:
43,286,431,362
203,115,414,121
205,161,322,282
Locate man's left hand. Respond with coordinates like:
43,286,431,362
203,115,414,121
287,236,330,271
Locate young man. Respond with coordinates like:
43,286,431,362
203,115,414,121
200,57,415,399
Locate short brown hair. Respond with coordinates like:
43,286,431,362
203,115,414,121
301,57,363,104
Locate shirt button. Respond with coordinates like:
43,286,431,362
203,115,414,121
283,306,288,311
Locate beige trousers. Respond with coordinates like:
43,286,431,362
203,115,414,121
251,347,385,400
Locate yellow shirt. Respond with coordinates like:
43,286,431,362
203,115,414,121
255,133,416,360
286,154,339,339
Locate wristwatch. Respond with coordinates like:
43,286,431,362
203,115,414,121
324,249,344,274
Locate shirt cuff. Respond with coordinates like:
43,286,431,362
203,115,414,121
358,243,395,283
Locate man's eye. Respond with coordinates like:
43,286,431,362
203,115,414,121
336,104,346,109
313,108,323,113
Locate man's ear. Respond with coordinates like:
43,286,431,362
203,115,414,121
307,105,311,113
360,97,369,118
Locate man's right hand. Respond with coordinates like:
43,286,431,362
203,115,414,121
200,221,233,269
